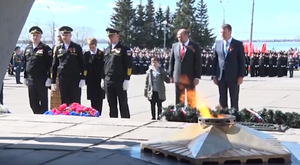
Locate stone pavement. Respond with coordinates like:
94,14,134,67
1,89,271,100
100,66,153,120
1,72,300,164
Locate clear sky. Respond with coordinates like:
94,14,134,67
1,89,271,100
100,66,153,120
20,0,300,42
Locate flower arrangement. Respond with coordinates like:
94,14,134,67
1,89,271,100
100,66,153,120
160,104,300,128
44,103,100,117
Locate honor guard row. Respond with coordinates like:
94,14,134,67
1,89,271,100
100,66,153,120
23,26,132,118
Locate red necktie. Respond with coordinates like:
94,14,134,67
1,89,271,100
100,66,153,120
181,44,185,60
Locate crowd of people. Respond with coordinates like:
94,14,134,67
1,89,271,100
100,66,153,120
3,24,299,121
246,50,298,78
130,48,298,78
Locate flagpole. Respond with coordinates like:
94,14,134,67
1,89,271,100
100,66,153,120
249,0,255,56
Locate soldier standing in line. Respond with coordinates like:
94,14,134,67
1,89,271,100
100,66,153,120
23,26,52,114
269,53,278,77
104,28,132,118
51,26,85,105
288,54,296,78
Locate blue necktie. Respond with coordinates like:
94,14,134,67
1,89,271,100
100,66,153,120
224,41,229,57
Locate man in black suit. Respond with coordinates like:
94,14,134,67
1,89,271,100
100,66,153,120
169,28,201,107
212,24,245,111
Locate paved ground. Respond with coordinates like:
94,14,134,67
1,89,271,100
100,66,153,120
1,72,300,165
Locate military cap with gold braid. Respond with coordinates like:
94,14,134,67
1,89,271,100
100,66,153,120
29,26,43,34
59,26,73,34
106,28,120,35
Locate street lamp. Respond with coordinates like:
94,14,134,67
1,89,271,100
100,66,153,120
219,0,225,24
162,20,167,51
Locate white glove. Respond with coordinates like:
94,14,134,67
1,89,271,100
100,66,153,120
79,79,86,88
24,79,28,86
123,80,129,91
45,78,51,87
51,84,57,91
100,79,105,89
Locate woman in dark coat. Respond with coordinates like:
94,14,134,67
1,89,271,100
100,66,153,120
84,38,105,115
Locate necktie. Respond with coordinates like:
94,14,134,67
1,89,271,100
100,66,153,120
181,44,185,60
224,41,229,56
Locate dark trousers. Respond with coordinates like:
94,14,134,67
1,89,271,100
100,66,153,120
106,82,130,118
175,83,195,107
218,77,240,110
15,66,21,83
28,82,48,114
59,77,81,105
289,68,294,78
0,82,3,104
150,91,162,119
91,99,103,115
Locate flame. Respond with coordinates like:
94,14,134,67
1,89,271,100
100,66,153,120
178,75,224,118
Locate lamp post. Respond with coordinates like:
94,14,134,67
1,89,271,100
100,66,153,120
249,0,255,56
47,5,56,47
219,0,225,24
162,20,168,51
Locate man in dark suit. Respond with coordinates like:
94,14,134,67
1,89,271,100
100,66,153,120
169,29,201,107
212,24,245,111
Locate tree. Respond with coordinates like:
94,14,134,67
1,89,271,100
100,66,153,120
110,0,135,46
132,3,146,47
164,6,174,48
144,0,156,48
194,0,215,49
172,0,196,37
155,6,165,48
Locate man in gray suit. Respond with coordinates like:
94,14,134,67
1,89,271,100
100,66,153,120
212,24,245,111
169,29,201,107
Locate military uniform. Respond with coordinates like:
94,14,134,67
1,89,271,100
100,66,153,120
206,54,213,76
288,55,296,78
104,28,132,118
51,26,85,105
24,26,52,114
277,54,287,77
13,52,24,84
84,49,105,114
250,54,259,77
245,55,250,76
269,54,278,77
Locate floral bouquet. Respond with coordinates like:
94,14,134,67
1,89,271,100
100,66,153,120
44,103,100,117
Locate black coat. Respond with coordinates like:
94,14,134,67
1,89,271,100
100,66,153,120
84,49,105,100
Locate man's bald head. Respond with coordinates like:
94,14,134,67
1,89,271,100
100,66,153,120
177,28,189,43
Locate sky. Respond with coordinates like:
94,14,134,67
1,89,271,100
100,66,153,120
20,0,300,42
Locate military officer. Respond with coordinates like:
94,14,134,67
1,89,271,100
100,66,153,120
51,26,85,105
104,28,132,118
269,53,278,77
13,46,24,84
288,54,296,78
83,38,105,115
23,26,52,114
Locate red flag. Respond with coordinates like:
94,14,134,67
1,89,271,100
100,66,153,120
249,42,254,56
244,42,248,53
261,43,267,53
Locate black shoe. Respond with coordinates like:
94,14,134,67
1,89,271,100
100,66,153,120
17,82,23,84
151,117,156,120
